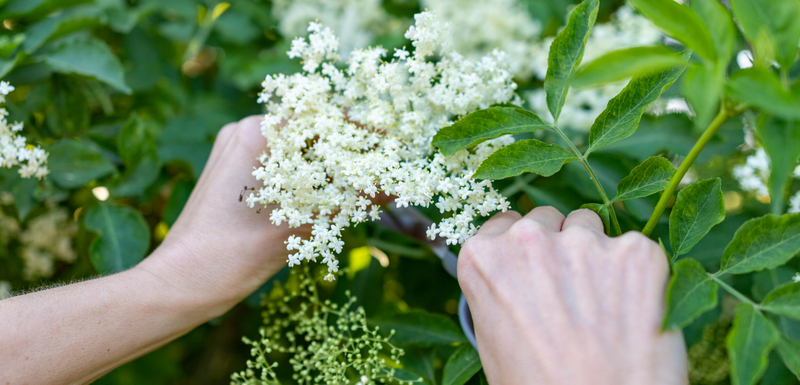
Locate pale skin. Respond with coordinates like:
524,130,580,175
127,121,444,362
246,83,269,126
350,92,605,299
0,116,687,384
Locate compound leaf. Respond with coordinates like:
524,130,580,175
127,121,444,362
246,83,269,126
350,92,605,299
474,139,576,180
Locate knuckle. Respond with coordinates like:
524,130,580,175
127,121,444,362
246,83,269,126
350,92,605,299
507,218,549,247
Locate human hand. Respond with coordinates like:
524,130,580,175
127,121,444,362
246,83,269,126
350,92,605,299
457,207,688,385
136,115,309,317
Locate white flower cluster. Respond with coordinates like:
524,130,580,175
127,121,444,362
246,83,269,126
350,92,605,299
272,0,403,60
19,205,78,280
247,13,516,281
0,81,48,179
526,6,664,131
732,148,800,213
420,0,542,79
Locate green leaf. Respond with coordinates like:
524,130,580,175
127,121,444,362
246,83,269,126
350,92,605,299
442,344,482,385
727,304,781,385
369,309,467,347
84,204,150,274
629,0,716,62
114,118,161,197
777,336,800,380
580,203,610,233
681,64,724,129
720,214,800,275
544,0,599,123
729,0,800,70
400,347,437,384
572,46,688,89
391,368,426,384
691,0,735,63
21,5,105,53
761,282,800,320
727,67,800,120
663,258,719,330
0,0,87,20
669,178,725,257
0,34,25,58
474,139,577,180
587,57,688,153
42,37,131,94
47,139,116,189
615,156,675,201
755,116,800,214
432,106,551,157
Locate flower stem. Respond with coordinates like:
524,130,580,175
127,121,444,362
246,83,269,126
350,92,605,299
552,125,622,236
641,107,731,236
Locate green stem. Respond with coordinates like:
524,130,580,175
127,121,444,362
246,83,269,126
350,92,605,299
552,125,622,235
709,273,759,308
641,108,731,236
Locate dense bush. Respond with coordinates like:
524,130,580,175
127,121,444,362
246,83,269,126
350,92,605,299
1,0,799,384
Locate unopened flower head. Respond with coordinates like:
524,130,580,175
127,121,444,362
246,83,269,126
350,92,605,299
0,81,48,179
247,13,516,280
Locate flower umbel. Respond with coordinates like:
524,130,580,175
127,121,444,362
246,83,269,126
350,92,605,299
247,13,516,280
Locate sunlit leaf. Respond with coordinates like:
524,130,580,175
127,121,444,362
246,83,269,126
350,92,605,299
474,139,577,180
663,258,718,330
84,204,150,274
432,106,551,157
629,0,716,62
615,156,675,201
720,214,800,275
670,178,725,257
727,304,780,385
442,344,482,385
572,46,687,89
544,0,598,123
587,56,687,153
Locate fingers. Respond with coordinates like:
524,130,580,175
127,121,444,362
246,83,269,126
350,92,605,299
521,206,565,232
562,208,604,234
477,210,522,237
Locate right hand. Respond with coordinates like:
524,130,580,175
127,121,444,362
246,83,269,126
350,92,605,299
457,207,688,385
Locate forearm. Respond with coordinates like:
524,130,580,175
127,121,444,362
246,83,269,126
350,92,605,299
0,251,226,385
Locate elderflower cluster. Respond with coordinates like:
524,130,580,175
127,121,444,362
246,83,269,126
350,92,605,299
732,148,800,213
231,267,421,385
247,13,516,281
19,205,78,280
526,6,663,131
0,81,48,179
272,0,402,60
420,0,542,79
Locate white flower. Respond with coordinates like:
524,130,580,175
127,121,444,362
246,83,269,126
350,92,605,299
250,13,515,279
0,81,48,179
733,148,771,198
793,272,800,283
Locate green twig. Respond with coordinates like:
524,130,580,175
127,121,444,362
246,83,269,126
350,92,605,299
642,107,731,236
709,273,759,308
552,125,622,235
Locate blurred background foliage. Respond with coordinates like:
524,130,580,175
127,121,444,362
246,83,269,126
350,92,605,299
0,0,796,384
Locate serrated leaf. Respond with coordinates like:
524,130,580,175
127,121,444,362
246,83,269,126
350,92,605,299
629,0,716,62
369,309,467,347
572,46,688,89
727,67,800,120
84,204,150,274
761,282,800,320
615,156,675,201
727,304,781,385
544,0,598,123
442,344,482,385
474,139,576,180
47,139,116,189
21,5,105,53
777,336,800,380
580,203,610,233
670,178,725,257
755,116,800,214
432,106,551,157
587,57,687,153
663,258,718,330
42,37,131,94
729,0,800,70
720,214,800,275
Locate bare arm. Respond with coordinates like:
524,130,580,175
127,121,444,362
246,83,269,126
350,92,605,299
0,116,302,384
